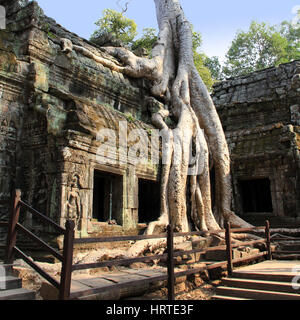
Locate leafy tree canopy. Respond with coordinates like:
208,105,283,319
131,28,158,56
223,20,300,78
90,9,138,46
204,56,224,81
190,28,215,91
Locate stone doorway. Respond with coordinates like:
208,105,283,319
239,178,273,213
138,179,160,223
92,170,123,224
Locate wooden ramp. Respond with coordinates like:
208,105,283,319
213,260,300,300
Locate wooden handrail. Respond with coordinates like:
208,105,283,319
230,226,265,233
19,200,66,235
233,238,266,248
173,228,225,237
73,233,167,244
231,251,268,265
59,220,75,300
4,189,74,300
72,228,226,245
167,225,175,301
5,189,21,264
16,223,63,262
13,246,60,289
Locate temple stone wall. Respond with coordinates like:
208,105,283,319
212,61,300,225
0,1,159,239
0,1,31,227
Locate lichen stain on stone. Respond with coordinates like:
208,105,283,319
296,133,300,150
0,48,18,74
46,106,67,136
31,61,49,92
34,94,67,136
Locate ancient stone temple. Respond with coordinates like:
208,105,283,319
0,0,299,244
213,62,300,226
0,1,161,240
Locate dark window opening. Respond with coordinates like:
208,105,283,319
138,179,161,223
239,178,273,213
92,170,123,224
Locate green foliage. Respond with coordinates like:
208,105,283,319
126,113,135,123
90,9,138,46
223,20,299,78
204,56,224,81
192,30,202,52
131,28,158,56
190,29,215,91
279,20,300,62
193,52,214,91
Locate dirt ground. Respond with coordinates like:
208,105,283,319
128,281,220,300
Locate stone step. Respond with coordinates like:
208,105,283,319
222,277,298,294
215,286,300,300
0,288,35,300
212,294,252,300
0,275,22,291
0,264,14,273
232,271,296,283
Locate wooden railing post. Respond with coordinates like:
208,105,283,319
265,220,272,260
59,220,75,300
5,189,21,264
167,224,175,301
225,221,233,277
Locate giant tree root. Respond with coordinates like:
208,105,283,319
60,0,256,234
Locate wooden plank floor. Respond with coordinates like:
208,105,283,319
69,267,167,299
234,260,300,276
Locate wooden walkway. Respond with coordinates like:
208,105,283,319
230,260,300,278
213,260,300,300
68,267,167,300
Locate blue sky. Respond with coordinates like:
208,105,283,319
35,0,300,62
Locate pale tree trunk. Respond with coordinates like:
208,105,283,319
148,0,251,231
76,0,252,233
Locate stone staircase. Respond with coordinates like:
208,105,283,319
213,270,300,300
0,264,35,300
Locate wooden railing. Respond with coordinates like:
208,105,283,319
270,229,300,258
0,189,273,300
70,221,271,300
224,221,270,277
1,190,75,300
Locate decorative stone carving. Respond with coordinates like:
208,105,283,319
33,173,48,213
66,174,82,229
